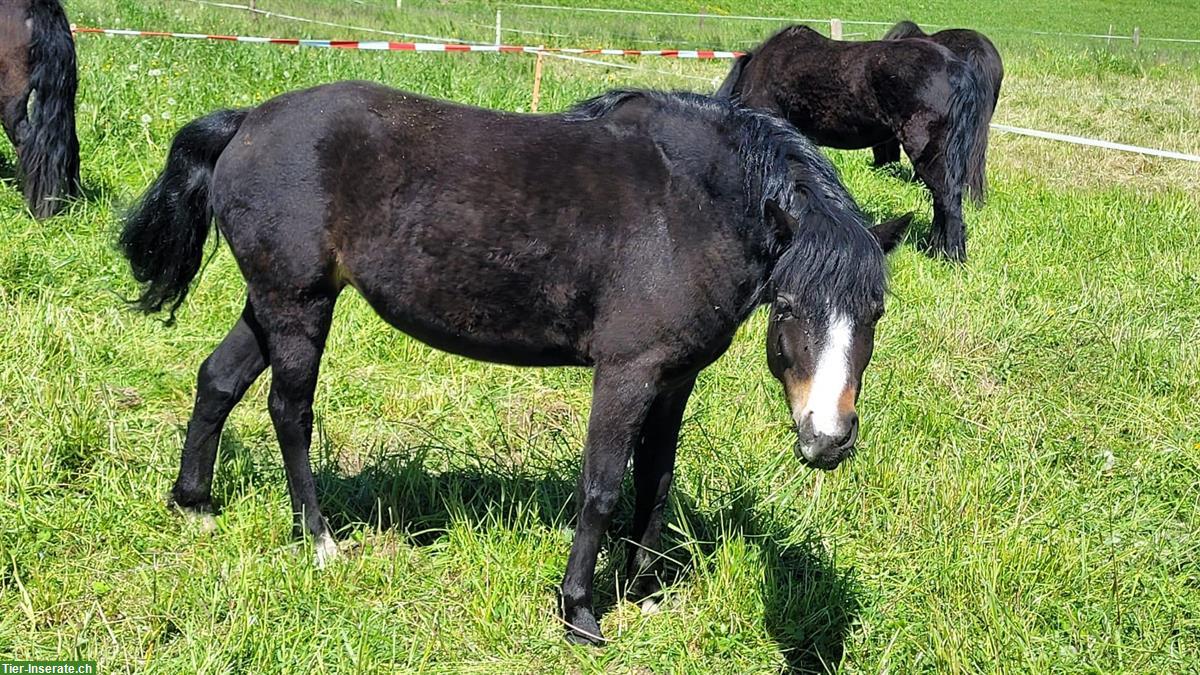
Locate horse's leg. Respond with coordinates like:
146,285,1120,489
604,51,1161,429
255,288,340,566
170,300,269,522
562,363,659,645
902,129,967,262
623,376,696,610
1,91,30,159
872,139,902,167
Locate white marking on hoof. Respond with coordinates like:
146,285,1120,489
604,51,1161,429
640,598,662,615
193,513,218,534
313,533,340,569
175,505,218,533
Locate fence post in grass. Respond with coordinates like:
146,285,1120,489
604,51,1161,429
1107,24,1113,47
531,51,545,113
396,0,402,10
495,10,502,47
830,18,843,40
1133,27,1141,48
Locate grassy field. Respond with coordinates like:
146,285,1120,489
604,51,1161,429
1,0,1198,672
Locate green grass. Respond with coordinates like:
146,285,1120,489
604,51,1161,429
1,0,1198,671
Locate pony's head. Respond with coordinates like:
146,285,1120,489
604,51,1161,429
763,201,910,470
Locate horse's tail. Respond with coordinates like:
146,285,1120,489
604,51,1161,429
944,58,990,207
22,0,80,218
882,20,926,40
715,53,752,102
962,49,998,204
120,109,248,322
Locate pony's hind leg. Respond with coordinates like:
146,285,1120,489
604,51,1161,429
171,301,269,524
623,376,695,611
253,288,340,566
902,132,967,262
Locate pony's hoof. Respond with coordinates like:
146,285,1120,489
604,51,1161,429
563,608,606,646
168,497,218,533
313,533,341,569
920,235,966,263
640,597,662,615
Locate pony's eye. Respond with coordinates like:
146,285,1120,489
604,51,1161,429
776,301,794,320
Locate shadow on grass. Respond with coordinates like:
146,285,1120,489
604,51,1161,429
202,435,861,673
662,489,861,673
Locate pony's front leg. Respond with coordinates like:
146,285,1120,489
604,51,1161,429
624,376,696,610
872,139,901,167
561,364,659,645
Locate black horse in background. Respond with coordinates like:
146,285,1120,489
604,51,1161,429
0,0,80,218
717,25,990,262
878,20,1003,202
120,83,908,645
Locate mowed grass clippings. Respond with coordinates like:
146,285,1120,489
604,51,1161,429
0,0,1197,672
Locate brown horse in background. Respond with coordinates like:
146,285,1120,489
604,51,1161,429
878,20,1003,203
0,0,80,218
717,26,990,261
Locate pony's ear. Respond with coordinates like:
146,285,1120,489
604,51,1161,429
870,212,913,254
764,199,800,244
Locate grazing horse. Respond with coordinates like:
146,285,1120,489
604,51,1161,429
120,83,908,645
717,25,989,262
878,20,1003,202
0,0,80,218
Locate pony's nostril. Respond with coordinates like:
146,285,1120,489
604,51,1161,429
834,416,859,449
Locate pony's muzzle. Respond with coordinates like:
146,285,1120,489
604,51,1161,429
794,412,859,470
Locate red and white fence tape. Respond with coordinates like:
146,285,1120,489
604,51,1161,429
72,25,1200,163
71,26,743,59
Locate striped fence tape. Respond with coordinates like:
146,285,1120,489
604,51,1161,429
72,26,1200,163
71,26,743,59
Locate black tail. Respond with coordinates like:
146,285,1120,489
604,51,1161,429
22,0,80,218
120,109,248,322
882,20,926,41
963,50,1000,203
943,59,990,207
715,53,752,103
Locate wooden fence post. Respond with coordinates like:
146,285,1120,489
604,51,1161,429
1132,27,1141,48
830,18,843,40
531,51,545,113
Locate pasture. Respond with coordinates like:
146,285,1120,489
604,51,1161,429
1,0,1198,671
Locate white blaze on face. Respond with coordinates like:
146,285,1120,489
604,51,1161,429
794,312,855,437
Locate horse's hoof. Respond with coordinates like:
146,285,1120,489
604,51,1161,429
168,497,218,533
941,246,967,264
313,533,341,569
640,597,662,615
563,608,606,646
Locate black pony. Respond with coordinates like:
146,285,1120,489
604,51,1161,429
0,0,80,218
120,83,908,645
717,25,989,262
879,20,1003,202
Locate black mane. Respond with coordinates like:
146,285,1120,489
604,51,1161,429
566,89,887,317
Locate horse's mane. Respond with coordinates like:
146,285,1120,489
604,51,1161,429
883,20,928,40
564,89,887,316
